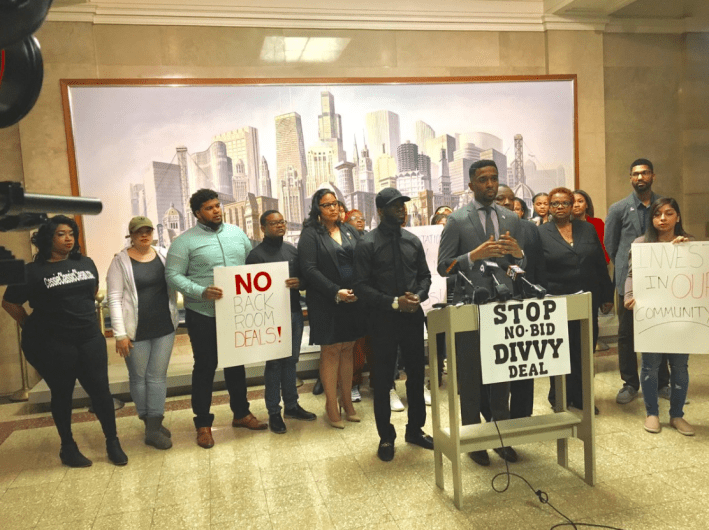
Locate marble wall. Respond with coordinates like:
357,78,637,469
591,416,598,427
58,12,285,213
0,22,706,393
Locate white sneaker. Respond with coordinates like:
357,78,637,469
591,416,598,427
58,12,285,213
390,388,405,411
424,385,431,406
351,385,362,403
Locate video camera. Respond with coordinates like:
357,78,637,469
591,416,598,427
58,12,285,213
0,181,103,285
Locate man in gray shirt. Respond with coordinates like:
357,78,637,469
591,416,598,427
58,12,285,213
605,159,669,404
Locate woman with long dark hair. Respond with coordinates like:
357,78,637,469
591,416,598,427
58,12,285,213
299,189,365,428
2,216,128,467
531,192,550,225
513,197,529,220
572,189,609,263
107,216,178,450
624,197,693,435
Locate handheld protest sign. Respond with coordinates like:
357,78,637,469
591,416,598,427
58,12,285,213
214,262,292,367
631,241,709,354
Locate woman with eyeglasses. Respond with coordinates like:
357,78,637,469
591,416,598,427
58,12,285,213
623,197,693,436
107,216,178,450
539,187,614,413
299,189,365,428
345,209,366,235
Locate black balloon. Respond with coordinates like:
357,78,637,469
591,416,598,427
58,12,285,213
0,35,44,128
0,0,54,49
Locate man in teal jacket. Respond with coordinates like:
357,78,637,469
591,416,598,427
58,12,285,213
166,188,267,449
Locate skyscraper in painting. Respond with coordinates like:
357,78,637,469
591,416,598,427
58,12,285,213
318,91,345,162
275,112,308,201
213,126,261,196
366,110,401,159
259,156,272,197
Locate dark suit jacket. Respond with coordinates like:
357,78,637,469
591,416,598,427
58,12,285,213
520,219,546,287
437,201,525,298
298,222,363,345
539,220,614,307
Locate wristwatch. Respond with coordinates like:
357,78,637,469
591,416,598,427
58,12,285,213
391,297,399,311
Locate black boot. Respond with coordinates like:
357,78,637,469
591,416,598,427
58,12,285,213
59,442,92,468
106,437,128,466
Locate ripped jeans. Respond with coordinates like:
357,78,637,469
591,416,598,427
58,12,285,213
640,352,689,418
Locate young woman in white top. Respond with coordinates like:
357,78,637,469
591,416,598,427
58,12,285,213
624,198,693,436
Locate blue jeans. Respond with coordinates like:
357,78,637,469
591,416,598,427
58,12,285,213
125,332,175,417
641,352,689,418
264,311,304,415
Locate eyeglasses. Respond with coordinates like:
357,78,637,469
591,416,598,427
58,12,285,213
319,202,339,209
349,216,364,222
550,201,572,208
631,170,652,178
266,219,286,227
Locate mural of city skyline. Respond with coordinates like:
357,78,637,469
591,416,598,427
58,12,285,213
67,78,575,276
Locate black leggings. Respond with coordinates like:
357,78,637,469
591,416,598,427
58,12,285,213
23,328,117,445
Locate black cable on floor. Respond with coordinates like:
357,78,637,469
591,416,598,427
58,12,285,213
488,419,626,530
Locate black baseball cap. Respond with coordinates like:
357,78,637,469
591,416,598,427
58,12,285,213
376,188,411,208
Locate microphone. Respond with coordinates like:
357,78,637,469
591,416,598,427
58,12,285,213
480,260,512,302
506,265,547,299
456,270,491,305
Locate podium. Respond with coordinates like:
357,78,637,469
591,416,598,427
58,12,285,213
427,292,596,509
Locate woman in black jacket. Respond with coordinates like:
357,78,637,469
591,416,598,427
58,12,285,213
539,187,614,412
299,189,365,428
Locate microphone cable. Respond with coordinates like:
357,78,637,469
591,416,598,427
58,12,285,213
488,419,626,530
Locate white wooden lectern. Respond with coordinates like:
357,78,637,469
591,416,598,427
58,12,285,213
427,292,597,509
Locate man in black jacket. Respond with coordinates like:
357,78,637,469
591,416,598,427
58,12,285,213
354,188,433,462
246,210,316,434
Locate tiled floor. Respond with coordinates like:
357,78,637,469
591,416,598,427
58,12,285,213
2,346,709,530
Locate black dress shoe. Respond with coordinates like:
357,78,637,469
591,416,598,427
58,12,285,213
284,404,317,421
493,446,518,463
469,450,490,466
269,413,287,434
377,440,395,462
313,379,324,395
405,431,434,450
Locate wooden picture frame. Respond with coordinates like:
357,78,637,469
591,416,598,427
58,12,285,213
61,75,578,276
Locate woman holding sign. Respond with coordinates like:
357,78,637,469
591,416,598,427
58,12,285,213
299,189,365,428
539,187,614,413
624,197,693,435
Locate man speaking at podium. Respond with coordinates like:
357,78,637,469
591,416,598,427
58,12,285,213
437,160,525,466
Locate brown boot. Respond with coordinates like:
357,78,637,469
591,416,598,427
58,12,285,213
196,427,214,448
